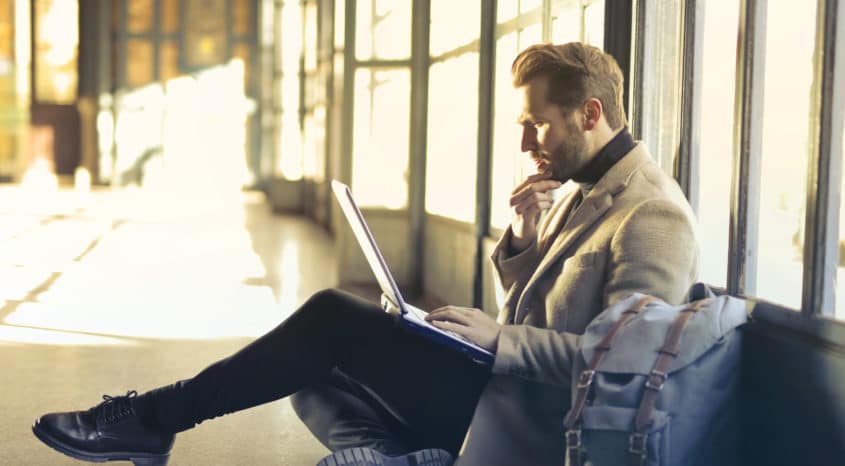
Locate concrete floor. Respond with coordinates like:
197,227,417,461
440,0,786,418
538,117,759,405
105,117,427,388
0,185,334,465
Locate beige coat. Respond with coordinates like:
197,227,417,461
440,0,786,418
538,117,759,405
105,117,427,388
457,144,699,465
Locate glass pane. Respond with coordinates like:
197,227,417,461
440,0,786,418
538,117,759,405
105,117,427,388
550,0,581,44
277,0,302,180
838,130,845,319
638,0,682,176
0,0,23,177
126,39,154,88
583,0,604,48
754,0,818,309
497,0,518,23
426,53,479,222
159,40,180,81
697,0,739,288
490,26,543,230
34,0,78,104
430,0,480,57
490,32,520,230
127,0,154,33
184,0,228,68
303,105,326,182
520,0,542,13
355,0,411,61
352,68,410,208
0,0,12,60
334,0,344,48
232,43,251,93
304,3,318,71
161,0,180,34
233,0,251,36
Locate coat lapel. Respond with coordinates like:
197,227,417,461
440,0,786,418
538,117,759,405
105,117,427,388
513,144,653,323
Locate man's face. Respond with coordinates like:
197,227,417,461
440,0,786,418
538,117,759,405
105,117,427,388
517,76,589,182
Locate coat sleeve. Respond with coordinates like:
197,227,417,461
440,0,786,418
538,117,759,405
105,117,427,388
490,226,540,292
492,325,581,387
491,198,698,386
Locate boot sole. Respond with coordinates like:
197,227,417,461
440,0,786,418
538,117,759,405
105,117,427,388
317,447,453,466
32,422,169,466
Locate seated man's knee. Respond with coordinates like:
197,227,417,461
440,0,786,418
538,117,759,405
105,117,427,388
304,288,346,311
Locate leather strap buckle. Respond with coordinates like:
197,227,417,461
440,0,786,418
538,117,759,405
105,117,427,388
566,429,582,449
577,370,596,389
628,432,648,455
645,370,667,391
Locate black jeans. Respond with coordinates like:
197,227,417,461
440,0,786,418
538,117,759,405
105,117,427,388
144,289,492,455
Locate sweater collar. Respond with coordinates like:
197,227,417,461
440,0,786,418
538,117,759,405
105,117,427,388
571,127,636,185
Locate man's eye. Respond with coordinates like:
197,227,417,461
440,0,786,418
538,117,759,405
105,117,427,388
533,121,545,128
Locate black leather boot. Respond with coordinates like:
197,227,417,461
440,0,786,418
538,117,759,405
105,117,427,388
32,391,174,466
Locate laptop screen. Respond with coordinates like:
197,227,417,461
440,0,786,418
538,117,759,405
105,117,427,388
331,180,406,312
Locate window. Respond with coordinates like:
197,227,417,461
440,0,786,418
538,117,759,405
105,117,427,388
351,68,410,208
355,0,411,61
489,1,603,231
425,0,481,222
753,0,818,309
636,0,683,176
276,0,303,180
550,0,604,47
837,136,845,319
33,0,78,104
489,26,541,230
426,54,480,221
349,0,412,208
696,0,740,288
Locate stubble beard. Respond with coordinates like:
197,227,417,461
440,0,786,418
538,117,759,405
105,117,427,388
547,132,588,183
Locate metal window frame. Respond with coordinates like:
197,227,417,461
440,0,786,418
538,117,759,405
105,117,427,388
629,0,646,139
409,0,431,294
727,0,766,296
473,0,497,307
675,0,703,211
802,0,845,316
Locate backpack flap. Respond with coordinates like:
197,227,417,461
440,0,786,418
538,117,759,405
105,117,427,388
579,293,748,376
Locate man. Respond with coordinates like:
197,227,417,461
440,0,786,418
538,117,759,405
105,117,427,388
32,42,697,466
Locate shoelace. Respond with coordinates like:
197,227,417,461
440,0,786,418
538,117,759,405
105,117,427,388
94,390,138,424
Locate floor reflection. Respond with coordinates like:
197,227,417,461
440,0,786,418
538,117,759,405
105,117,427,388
0,184,337,344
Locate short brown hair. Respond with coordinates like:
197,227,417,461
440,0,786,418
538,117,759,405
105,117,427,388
512,42,627,129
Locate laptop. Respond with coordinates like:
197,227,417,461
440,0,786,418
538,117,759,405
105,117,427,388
331,180,495,366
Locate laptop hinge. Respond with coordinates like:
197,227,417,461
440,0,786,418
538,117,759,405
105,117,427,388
380,293,404,315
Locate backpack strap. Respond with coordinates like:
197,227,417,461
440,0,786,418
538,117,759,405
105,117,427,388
628,299,712,466
562,295,658,466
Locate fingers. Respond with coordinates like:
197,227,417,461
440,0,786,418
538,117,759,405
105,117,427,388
513,199,553,216
510,179,561,207
425,306,477,325
430,319,471,336
511,170,553,195
510,188,555,208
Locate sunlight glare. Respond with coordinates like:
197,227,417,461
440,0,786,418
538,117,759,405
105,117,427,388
0,324,134,347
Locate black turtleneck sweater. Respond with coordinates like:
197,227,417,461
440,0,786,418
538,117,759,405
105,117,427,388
571,126,636,184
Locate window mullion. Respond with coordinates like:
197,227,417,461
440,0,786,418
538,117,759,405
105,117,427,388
676,0,703,212
728,0,766,296
629,0,646,139
802,0,845,316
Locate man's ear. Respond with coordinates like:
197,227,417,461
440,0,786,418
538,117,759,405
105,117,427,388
582,98,603,131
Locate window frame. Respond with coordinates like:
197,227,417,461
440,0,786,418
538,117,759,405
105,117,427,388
665,0,845,330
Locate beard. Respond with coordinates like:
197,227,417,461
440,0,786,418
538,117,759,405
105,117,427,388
544,120,589,182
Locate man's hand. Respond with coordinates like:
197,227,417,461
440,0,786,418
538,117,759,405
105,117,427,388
509,171,562,252
425,306,502,352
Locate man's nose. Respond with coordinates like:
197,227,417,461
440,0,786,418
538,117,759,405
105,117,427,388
521,127,537,153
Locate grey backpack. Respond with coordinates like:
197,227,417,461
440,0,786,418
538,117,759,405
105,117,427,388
562,284,749,466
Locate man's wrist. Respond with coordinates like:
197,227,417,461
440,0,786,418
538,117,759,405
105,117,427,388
508,233,531,256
